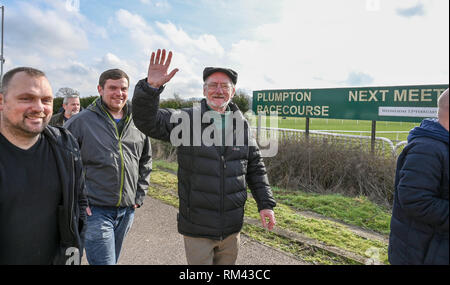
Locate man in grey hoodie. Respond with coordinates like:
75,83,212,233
65,69,152,265
389,88,449,265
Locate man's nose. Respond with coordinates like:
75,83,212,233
31,99,45,112
216,87,224,94
115,88,125,96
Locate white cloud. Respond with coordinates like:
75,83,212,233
342,72,374,86
115,9,170,53
43,53,141,98
3,0,447,101
96,53,138,77
6,1,89,58
43,60,99,97
2,1,111,98
228,0,449,92
140,0,170,9
156,21,225,57
396,3,425,17
114,9,228,99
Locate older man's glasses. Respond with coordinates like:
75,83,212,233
205,83,233,92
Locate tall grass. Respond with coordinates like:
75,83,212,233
150,134,397,208
264,137,396,207
151,139,177,161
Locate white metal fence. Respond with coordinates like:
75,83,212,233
251,126,408,157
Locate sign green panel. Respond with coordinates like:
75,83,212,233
252,84,448,122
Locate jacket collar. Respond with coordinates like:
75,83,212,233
43,125,77,155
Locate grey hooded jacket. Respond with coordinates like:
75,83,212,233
65,97,152,208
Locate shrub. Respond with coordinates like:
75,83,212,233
148,131,396,208
53,95,98,113
264,137,396,207
151,139,177,162
232,91,251,113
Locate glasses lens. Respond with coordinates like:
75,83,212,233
207,83,231,92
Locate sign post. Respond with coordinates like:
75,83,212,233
305,117,310,139
371,120,376,153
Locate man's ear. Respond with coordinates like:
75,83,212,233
97,85,103,96
0,93,4,112
230,86,236,99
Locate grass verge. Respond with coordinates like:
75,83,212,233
149,161,390,264
272,187,391,235
250,116,418,142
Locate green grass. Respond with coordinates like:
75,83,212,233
152,160,391,235
272,188,391,235
249,116,419,142
242,224,360,265
153,160,178,172
149,160,390,264
244,196,389,264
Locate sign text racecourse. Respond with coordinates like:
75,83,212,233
252,84,448,122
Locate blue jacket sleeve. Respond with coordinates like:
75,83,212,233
397,141,449,232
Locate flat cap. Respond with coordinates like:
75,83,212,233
203,67,238,85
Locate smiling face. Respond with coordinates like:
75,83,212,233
63,97,81,118
98,78,129,114
203,72,236,113
0,71,53,138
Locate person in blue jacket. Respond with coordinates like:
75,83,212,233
389,88,449,265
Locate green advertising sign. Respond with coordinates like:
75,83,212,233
252,84,448,122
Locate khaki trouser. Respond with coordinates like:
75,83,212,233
183,232,241,265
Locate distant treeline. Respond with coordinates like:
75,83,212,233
53,96,98,112
156,91,251,113
53,91,251,113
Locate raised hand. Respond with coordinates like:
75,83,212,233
147,49,179,88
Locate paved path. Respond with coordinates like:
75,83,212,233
83,196,306,265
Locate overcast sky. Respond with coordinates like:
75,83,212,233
1,0,448,99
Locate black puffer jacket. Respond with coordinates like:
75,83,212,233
132,79,276,240
389,119,449,265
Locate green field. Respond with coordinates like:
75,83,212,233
250,117,420,142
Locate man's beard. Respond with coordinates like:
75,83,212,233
206,96,231,110
2,111,49,137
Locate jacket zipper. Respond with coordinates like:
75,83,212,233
100,104,129,207
220,155,226,241
69,154,75,234
115,117,132,207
